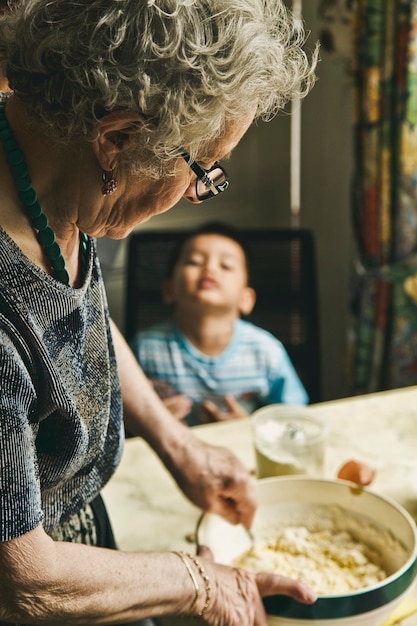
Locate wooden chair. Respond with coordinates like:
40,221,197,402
125,228,322,403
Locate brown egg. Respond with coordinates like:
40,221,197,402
337,459,376,486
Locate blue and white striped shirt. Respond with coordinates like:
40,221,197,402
130,319,308,426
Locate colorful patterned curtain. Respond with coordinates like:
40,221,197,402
350,0,417,393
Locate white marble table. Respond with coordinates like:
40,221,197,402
102,386,417,624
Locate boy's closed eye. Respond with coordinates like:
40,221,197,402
184,253,204,267
221,262,236,271
220,256,239,271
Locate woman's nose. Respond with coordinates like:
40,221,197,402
182,179,203,204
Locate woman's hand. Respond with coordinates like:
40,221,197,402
170,436,257,529
197,546,316,626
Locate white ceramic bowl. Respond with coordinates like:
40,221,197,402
196,476,417,625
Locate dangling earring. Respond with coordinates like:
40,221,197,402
101,170,118,196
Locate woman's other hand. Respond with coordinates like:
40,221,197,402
197,545,316,626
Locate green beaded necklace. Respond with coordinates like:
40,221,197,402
0,101,88,286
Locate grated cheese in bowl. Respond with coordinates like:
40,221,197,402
233,524,387,596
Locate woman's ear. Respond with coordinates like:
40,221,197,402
161,279,175,305
239,286,256,316
92,111,144,171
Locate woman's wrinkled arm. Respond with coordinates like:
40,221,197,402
110,319,257,528
0,526,194,625
0,527,316,626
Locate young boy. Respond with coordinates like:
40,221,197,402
130,222,308,426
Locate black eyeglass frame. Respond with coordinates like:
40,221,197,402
181,150,230,201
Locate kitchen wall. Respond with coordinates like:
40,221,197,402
104,2,355,402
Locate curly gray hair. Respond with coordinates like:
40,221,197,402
0,0,318,175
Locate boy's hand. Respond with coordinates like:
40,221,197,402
199,395,249,422
162,395,193,420
150,377,192,420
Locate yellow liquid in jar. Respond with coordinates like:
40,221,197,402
255,445,306,478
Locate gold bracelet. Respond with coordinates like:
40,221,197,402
173,551,201,614
188,554,212,617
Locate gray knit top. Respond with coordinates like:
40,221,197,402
0,226,124,542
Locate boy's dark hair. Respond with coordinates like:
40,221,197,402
165,221,253,283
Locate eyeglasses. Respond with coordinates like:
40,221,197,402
181,150,230,201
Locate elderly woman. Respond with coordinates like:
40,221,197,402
0,1,318,625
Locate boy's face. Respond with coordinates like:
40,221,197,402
164,233,255,316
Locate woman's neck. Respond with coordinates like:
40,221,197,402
0,96,90,285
